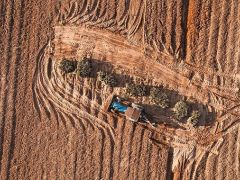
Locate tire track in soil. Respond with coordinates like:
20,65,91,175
127,126,143,179
105,116,115,179
85,121,112,179
147,145,159,179
206,0,221,71
54,25,240,116
195,0,211,67
90,128,103,180
124,123,136,179
237,127,240,178
0,0,14,173
236,2,240,74
34,51,104,133
4,0,239,178
33,44,118,179
97,128,105,179
78,125,92,179
133,129,145,179
127,0,144,38
199,142,216,179
148,144,162,179
227,1,239,74
115,118,126,179
226,128,239,179
72,129,86,180
87,131,98,179
186,0,201,65
119,122,136,179
215,137,228,180
10,0,36,177
164,0,175,52
1,0,25,178
154,147,166,180
215,0,230,73
102,126,115,180
135,130,149,179
174,0,186,59
205,152,218,179
0,0,6,82
195,152,210,179
143,142,153,179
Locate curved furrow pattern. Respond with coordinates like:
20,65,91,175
32,43,122,180
33,44,117,156
57,0,190,59
186,130,240,180
116,0,130,27
127,0,144,38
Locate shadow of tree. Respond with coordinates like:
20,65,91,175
86,58,216,128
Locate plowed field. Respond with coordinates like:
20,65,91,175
0,0,239,179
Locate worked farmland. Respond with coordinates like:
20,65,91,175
0,0,239,179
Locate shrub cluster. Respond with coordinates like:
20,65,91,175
187,110,200,127
59,59,77,73
126,83,147,97
77,58,92,77
150,87,169,108
97,71,117,87
173,100,188,119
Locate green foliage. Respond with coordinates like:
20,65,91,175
174,100,189,119
150,87,169,108
77,58,92,77
126,83,147,97
97,71,117,87
59,59,77,73
187,110,200,127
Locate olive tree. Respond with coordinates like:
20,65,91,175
59,59,77,73
126,83,147,97
77,58,92,77
187,110,201,127
174,100,189,119
97,71,117,87
150,87,169,108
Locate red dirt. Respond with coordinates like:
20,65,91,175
0,0,240,179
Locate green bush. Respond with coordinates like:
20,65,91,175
150,87,169,108
77,58,92,77
59,59,77,73
187,110,200,127
97,71,117,87
174,100,189,119
126,83,147,97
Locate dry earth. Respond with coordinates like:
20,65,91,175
0,0,240,180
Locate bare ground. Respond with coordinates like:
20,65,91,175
0,0,240,179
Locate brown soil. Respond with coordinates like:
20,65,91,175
0,0,240,179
